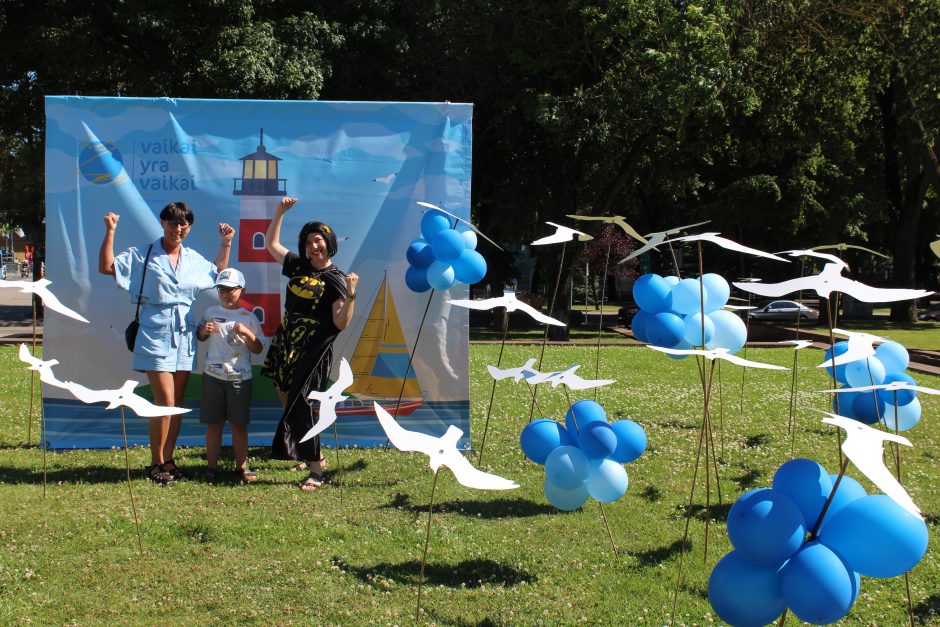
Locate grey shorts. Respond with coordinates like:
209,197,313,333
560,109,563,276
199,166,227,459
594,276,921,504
200,375,252,426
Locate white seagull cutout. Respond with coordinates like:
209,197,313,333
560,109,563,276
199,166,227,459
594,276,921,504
662,233,789,262
733,249,933,302
416,201,503,251
531,222,593,246
300,358,354,443
819,381,940,396
64,379,190,418
18,343,71,389
816,328,888,369
565,215,648,244
373,172,397,184
487,358,538,382
522,364,615,390
819,412,921,519
374,402,519,490
446,291,565,326
931,239,940,259
0,278,89,323
811,243,888,259
647,345,788,370
722,304,757,312
618,220,711,263
778,339,814,350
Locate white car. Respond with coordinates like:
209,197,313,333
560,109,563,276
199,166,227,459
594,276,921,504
748,300,820,322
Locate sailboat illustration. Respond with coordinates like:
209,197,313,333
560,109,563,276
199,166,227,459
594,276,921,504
334,274,424,416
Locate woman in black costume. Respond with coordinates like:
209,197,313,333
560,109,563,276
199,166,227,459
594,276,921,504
262,197,359,491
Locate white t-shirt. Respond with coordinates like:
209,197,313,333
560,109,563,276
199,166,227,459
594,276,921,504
200,305,265,381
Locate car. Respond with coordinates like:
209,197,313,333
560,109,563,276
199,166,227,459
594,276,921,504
748,300,819,322
920,308,940,321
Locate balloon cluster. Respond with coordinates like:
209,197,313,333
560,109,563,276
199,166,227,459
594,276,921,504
405,208,487,292
709,458,929,626
520,400,646,511
826,340,921,430
630,273,746,354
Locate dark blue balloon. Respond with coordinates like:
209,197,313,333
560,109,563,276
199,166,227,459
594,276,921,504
823,342,850,384
405,264,432,293
727,488,806,566
877,372,917,406
781,542,856,625
608,420,646,463
832,388,860,419
633,274,673,313
520,419,575,465
851,391,885,425
708,551,786,627
646,312,685,348
772,459,832,529
430,228,466,261
405,238,435,268
565,400,607,434
577,421,617,460
630,309,653,343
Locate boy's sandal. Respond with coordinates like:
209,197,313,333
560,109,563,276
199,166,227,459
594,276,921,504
203,468,219,482
239,468,258,483
146,464,174,486
300,472,323,492
161,458,187,481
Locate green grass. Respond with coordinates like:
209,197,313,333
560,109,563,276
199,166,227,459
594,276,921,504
0,344,938,625
830,320,940,351
470,327,629,342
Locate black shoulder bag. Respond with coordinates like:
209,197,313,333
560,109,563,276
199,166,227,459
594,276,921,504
125,244,153,352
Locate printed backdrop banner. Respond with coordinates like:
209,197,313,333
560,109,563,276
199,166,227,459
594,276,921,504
44,96,472,449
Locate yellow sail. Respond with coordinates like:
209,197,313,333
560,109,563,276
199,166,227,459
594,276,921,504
348,276,422,398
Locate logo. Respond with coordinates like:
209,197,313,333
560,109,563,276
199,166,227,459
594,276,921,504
78,141,126,185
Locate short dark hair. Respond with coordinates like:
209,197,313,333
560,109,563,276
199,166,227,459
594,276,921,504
298,221,338,259
159,202,194,225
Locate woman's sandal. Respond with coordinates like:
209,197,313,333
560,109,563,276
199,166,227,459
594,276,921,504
239,468,258,483
300,472,323,492
146,464,174,486
290,457,326,473
161,458,187,481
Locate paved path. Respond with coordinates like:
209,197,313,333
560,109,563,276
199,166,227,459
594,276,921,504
0,277,42,344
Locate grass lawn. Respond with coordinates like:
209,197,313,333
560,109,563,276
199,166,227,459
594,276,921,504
830,320,940,351
0,344,938,624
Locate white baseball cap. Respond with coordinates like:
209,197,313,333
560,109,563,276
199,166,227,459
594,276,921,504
215,268,246,288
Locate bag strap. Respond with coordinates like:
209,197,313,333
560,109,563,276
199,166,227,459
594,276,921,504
133,244,154,322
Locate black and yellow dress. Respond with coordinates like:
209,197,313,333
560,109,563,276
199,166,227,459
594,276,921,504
263,252,347,461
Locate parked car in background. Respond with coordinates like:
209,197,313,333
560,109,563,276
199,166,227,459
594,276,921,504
748,300,819,322
920,308,940,321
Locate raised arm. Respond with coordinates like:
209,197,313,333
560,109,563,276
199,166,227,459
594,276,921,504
332,272,359,331
265,197,296,265
214,222,235,271
98,212,119,276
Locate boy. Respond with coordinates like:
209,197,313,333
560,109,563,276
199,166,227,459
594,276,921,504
197,268,265,482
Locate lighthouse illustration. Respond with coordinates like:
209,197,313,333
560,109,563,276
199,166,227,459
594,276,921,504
232,128,285,338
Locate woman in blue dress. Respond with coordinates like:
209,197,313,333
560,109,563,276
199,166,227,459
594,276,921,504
99,202,235,484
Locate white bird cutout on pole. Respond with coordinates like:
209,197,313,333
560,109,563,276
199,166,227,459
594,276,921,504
815,328,888,369
931,239,940,259
819,381,940,396
416,201,503,251
522,364,616,390
778,339,814,350
300,358,354,443
18,343,71,389
818,411,922,519
647,345,789,370
64,379,190,418
733,249,933,302
0,279,89,323
446,291,565,326
662,233,790,263
565,215,648,244
487,358,538,382
531,222,593,246
373,402,519,490
811,243,888,259
617,220,711,263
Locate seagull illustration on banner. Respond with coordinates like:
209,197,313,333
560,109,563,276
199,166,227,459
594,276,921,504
0,278,89,323
18,343,71,389
618,220,712,263
64,379,190,418
815,328,888,368
416,201,503,251
531,222,593,246
300,358,354,443
565,215,648,244
487,358,538,382
661,233,790,263
446,291,565,326
648,345,789,370
372,173,397,184
522,364,615,390
818,411,922,519
374,402,519,490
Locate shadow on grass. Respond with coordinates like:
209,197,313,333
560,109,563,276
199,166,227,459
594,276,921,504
685,501,732,521
379,492,555,518
638,485,662,502
660,419,699,431
731,468,762,489
333,556,536,588
914,593,940,623
744,433,771,448
0,464,141,485
628,538,691,567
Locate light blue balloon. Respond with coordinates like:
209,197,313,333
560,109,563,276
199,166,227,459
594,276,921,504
727,488,806,566
772,459,833,529
420,209,452,240
823,342,850,384
632,274,673,313
406,237,436,268
646,312,685,348
544,445,590,490
702,273,730,313
452,249,487,285
844,356,886,388
708,551,786,627
585,459,628,503
630,309,653,343
819,474,867,533
458,227,478,250
683,312,714,346
426,260,456,291
608,419,646,463
565,400,607,434
819,494,929,578
781,542,856,625
404,265,432,293
543,477,590,511
520,419,575,465
430,228,466,262
877,372,917,406
705,309,747,354
666,339,692,358
882,397,922,431
577,422,618,460
663,275,680,287
671,278,707,315
875,341,909,374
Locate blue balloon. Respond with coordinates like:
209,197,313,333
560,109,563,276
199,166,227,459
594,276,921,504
520,419,575,464
646,312,685,348
708,551,786,627
845,356,886,388
833,389,860,419
823,342,850,384
819,494,929,578
565,400,607,434
819,474,867,533
851,391,885,425
585,459,628,503
544,446,590,490
458,227,478,250
406,237,436,268
543,477,589,511
632,274,673,313
405,265,432,293
663,275,680,287
875,341,909,374
772,459,833,528
420,209,451,240
577,421,617,460
781,542,856,625
883,397,922,431
665,339,692,357
705,309,747,354
877,372,917,406
430,228,466,262
451,249,487,285
630,309,653,343
727,488,806,566
608,420,646,463
671,278,707,315
426,260,456,291
683,312,714,346
702,273,730,313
